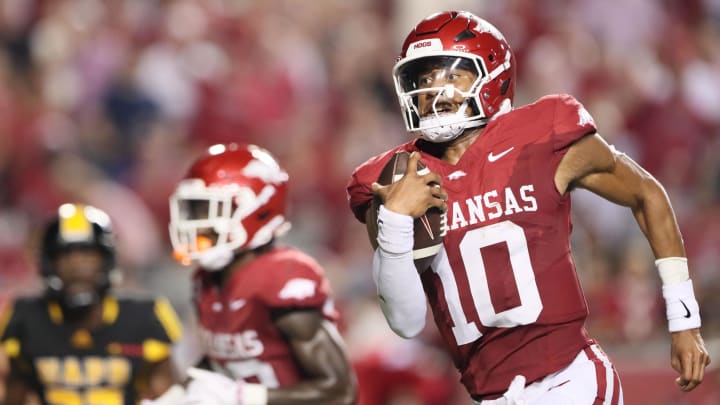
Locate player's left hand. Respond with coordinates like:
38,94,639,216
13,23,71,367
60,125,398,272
670,328,711,392
183,368,239,405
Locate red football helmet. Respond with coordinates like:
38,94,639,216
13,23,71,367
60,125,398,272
393,11,516,142
169,143,290,270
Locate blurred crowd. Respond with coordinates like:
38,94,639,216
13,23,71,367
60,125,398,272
1,0,719,403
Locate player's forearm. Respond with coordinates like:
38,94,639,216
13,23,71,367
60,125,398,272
267,380,356,405
271,321,357,404
374,249,427,338
1,375,28,405
140,358,182,401
632,179,702,333
372,206,427,338
631,177,685,259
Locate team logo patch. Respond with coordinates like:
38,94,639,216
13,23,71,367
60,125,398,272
278,278,317,300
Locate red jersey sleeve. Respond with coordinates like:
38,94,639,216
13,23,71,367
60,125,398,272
347,163,376,224
260,250,331,310
551,94,597,151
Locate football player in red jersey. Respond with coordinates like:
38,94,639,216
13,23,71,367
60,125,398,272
346,10,710,404
0,203,184,405
166,143,357,405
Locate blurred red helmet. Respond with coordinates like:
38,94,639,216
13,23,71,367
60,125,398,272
393,11,516,142
169,143,290,270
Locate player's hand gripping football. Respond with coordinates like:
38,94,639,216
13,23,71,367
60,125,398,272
671,328,711,392
371,152,448,218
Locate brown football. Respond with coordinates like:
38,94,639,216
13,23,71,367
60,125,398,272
372,151,446,273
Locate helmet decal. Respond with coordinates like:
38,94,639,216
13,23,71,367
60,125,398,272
243,158,289,185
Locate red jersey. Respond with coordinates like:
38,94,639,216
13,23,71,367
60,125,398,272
193,245,337,388
347,94,598,399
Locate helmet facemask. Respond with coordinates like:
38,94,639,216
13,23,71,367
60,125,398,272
46,248,113,314
394,52,511,142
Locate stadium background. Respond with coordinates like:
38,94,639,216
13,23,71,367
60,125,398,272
0,0,718,403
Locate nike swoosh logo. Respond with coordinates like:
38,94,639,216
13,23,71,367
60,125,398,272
487,147,515,162
680,300,691,318
549,380,571,391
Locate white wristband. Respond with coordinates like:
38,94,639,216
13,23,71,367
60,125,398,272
655,257,689,285
662,279,701,332
238,382,268,405
376,205,414,255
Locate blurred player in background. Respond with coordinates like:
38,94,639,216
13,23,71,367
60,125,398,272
0,203,183,405
346,10,710,404
166,143,357,405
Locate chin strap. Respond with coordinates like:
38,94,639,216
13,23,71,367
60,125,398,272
417,95,511,143
197,246,234,271
418,110,468,142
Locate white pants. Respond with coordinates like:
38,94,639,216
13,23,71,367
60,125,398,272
474,344,623,405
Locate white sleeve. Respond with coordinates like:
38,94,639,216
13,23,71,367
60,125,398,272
372,205,427,338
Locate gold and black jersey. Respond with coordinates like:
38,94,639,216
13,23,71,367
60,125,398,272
0,294,182,405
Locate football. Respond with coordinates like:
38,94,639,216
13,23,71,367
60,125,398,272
372,151,446,273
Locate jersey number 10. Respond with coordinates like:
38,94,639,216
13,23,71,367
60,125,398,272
433,220,543,345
